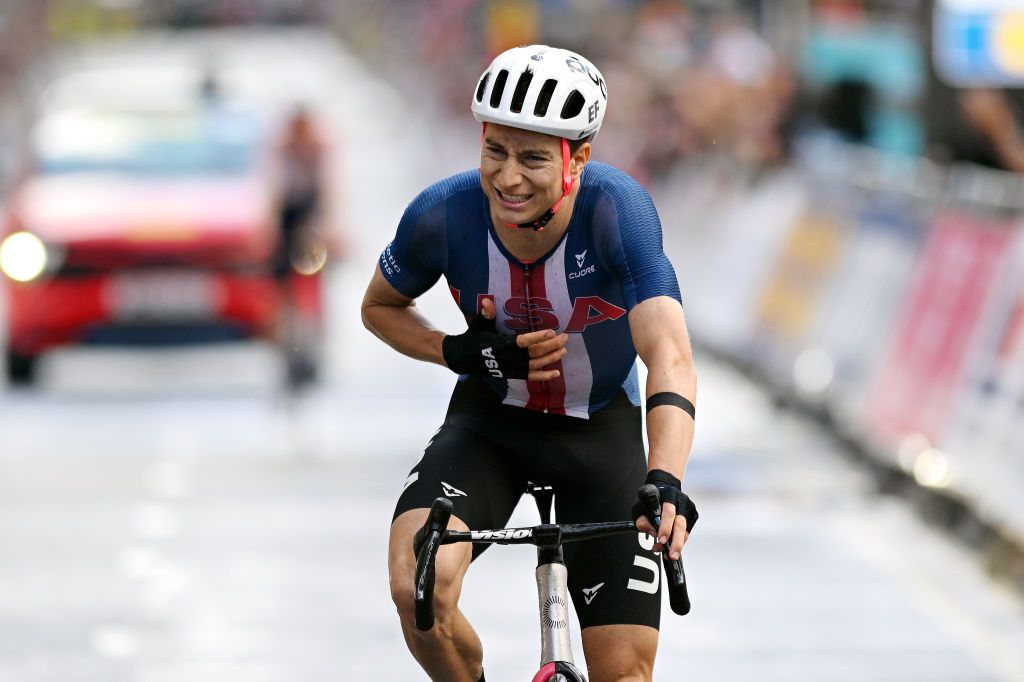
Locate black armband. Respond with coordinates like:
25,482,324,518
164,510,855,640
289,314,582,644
645,391,695,420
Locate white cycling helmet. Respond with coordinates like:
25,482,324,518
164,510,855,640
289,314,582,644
472,45,608,142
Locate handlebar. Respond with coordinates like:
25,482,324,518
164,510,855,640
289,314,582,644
411,486,692,631
441,520,637,547
413,497,452,631
637,484,691,616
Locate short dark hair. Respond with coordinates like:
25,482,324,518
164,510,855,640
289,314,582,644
567,135,593,155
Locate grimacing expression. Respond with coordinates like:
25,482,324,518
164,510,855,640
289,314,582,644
480,124,566,225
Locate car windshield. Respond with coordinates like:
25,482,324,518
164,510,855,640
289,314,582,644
34,106,264,176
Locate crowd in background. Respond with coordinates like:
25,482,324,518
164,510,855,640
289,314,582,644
4,0,1023,187
0,0,797,190
330,0,798,185
329,0,1024,186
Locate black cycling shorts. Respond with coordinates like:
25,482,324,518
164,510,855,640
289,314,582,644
394,376,661,631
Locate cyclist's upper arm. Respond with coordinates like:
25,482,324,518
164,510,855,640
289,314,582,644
363,263,416,311
593,174,681,310
376,184,449,300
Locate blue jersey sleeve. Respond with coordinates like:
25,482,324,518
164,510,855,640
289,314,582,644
593,173,681,309
379,183,449,299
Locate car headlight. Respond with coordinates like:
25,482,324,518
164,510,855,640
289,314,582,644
0,231,49,283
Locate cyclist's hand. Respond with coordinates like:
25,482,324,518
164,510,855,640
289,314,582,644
655,501,690,561
635,511,687,557
633,473,698,560
442,298,568,382
484,298,569,382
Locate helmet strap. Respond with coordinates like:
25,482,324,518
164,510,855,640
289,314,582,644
511,137,574,232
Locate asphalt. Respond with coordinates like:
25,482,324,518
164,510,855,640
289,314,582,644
3,352,1024,681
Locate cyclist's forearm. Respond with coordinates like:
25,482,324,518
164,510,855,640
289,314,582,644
644,353,696,480
362,301,447,367
628,297,697,481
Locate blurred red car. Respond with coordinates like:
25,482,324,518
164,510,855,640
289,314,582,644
1,90,324,386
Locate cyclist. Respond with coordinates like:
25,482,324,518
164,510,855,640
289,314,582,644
361,45,698,682
273,104,330,387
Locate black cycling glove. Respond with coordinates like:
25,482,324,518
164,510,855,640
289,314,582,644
632,469,699,533
441,313,530,380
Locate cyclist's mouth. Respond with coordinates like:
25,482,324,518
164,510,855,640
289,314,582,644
496,189,533,209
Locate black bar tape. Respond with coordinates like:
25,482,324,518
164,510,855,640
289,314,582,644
645,391,695,420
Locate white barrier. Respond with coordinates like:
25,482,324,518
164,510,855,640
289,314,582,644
659,140,1024,548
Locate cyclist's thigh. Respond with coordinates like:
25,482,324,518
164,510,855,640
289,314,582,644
554,404,661,630
393,418,524,559
562,488,661,630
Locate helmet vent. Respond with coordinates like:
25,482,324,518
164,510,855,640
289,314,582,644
510,67,533,114
533,79,558,117
490,69,509,108
475,72,491,103
560,90,585,119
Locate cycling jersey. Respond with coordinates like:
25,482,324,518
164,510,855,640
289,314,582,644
379,162,681,419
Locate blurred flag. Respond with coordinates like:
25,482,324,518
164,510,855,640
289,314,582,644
934,0,1024,85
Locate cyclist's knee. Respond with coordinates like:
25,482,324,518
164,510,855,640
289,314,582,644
388,509,471,631
587,665,653,682
582,624,656,682
389,562,463,630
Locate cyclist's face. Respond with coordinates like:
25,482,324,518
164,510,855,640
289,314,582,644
480,124,565,226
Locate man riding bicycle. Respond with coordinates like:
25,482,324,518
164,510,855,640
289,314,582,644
361,45,698,682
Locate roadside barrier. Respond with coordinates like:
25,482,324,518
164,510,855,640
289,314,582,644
659,138,1024,589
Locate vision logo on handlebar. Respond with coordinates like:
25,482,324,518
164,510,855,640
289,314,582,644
471,528,533,541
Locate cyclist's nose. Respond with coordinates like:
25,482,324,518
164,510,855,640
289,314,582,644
494,159,526,190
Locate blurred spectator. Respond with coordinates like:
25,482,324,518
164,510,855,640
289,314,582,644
667,11,793,170
819,78,872,144
958,88,1024,173
484,0,539,57
926,81,1024,173
707,12,777,90
276,104,329,276
326,1,801,181
632,0,693,86
273,103,332,387
0,1,47,193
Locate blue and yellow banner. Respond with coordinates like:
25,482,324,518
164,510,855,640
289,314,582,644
934,0,1024,85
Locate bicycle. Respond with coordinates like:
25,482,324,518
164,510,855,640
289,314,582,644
413,482,692,682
